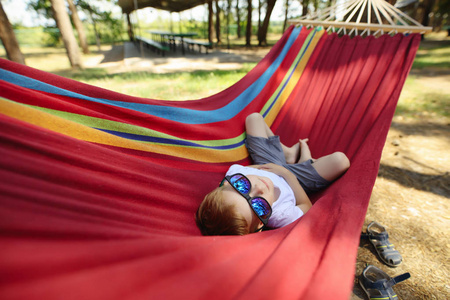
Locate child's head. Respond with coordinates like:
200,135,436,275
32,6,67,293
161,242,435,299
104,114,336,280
195,186,251,236
196,173,275,235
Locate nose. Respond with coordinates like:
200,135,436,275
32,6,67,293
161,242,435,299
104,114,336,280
250,181,264,197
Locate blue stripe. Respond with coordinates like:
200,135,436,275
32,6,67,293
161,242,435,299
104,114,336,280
0,27,304,125
262,28,318,118
96,128,246,150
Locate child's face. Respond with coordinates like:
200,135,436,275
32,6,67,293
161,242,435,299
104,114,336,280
222,175,277,232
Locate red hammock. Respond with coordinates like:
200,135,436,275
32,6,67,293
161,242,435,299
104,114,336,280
0,26,419,299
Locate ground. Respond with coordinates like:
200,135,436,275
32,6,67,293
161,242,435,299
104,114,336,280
43,38,450,299
353,116,449,299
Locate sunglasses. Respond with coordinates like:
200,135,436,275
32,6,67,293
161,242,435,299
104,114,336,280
220,173,272,231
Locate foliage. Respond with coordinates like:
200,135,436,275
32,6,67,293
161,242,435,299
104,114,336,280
42,27,62,46
26,0,125,46
8,0,449,49
26,0,60,46
27,0,53,19
76,0,126,44
437,0,450,21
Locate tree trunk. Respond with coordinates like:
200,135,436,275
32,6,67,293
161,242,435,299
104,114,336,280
50,0,82,69
236,0,241,38
420,0,435,27
126,13,134,41
208,1,215,44
226,0,231,49
313,0,319,11
283,0,289,32
215,0,221,44
258,0,276,46
89,9,101,52
258,0,262,30
245,0,252,46
67,0,89,54
302,0,309,16
0,2,25,64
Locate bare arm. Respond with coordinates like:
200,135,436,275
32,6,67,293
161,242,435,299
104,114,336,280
255,163,312,214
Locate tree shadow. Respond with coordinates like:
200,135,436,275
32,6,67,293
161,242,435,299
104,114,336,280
395,93,450,119
390,122,450,140
377,163,449,198
100,44,124,64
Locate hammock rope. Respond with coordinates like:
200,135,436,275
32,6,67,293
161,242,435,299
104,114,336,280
0,26,420,299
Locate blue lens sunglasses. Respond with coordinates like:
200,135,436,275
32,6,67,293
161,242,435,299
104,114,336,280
220,173,272,231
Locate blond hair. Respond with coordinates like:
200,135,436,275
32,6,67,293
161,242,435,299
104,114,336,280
195,187,249,236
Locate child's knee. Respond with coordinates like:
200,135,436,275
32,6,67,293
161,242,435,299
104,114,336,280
246,112,263,124
333,152,350,172
245,113,264,129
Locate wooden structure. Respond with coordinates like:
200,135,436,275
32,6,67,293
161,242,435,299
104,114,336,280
135,36,170,56
289,0,432,36
118,0,207,14
118,0,213,54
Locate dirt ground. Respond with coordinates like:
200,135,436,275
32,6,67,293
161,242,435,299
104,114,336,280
353,117,449,299
86,41,449,299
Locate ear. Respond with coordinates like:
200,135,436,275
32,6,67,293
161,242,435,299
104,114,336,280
254,221,264,233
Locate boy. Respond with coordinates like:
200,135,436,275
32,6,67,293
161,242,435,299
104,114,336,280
196,113,350,235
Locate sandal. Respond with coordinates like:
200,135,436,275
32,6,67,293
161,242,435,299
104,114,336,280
359,265,410,300
364,221,403,267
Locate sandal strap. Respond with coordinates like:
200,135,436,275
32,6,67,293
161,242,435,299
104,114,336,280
360,232,388,240
370,231,389,242
370,272,411,290
362,221,390,241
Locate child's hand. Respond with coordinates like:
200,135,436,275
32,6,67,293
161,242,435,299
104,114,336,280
298,138,314,163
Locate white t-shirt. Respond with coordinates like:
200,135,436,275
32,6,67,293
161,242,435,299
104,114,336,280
226,164,303,228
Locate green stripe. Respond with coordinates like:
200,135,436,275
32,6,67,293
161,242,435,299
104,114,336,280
26,104,246,149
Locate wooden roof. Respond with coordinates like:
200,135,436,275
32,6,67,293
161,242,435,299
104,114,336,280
118,0,208,14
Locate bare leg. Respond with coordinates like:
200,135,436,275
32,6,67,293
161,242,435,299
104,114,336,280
245,113,299,164
310,152,350,182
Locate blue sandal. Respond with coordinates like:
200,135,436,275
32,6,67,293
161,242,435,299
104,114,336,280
364,221,403,267
359,265,410,300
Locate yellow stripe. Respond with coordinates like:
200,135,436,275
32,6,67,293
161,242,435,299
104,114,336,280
370,296,397,300
264,29,325,126
28,104,247,149
0,98,248,163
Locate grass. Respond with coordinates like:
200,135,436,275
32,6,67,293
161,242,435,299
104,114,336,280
396,33,450,119
412,45,450,69
397,76,450,119
64,66,257,100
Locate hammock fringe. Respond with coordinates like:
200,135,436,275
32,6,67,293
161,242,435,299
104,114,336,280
290,0,432,36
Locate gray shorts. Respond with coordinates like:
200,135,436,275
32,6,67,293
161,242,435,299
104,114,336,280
245,134,331,194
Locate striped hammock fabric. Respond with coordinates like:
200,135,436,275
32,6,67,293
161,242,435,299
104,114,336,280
0,26,419,299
